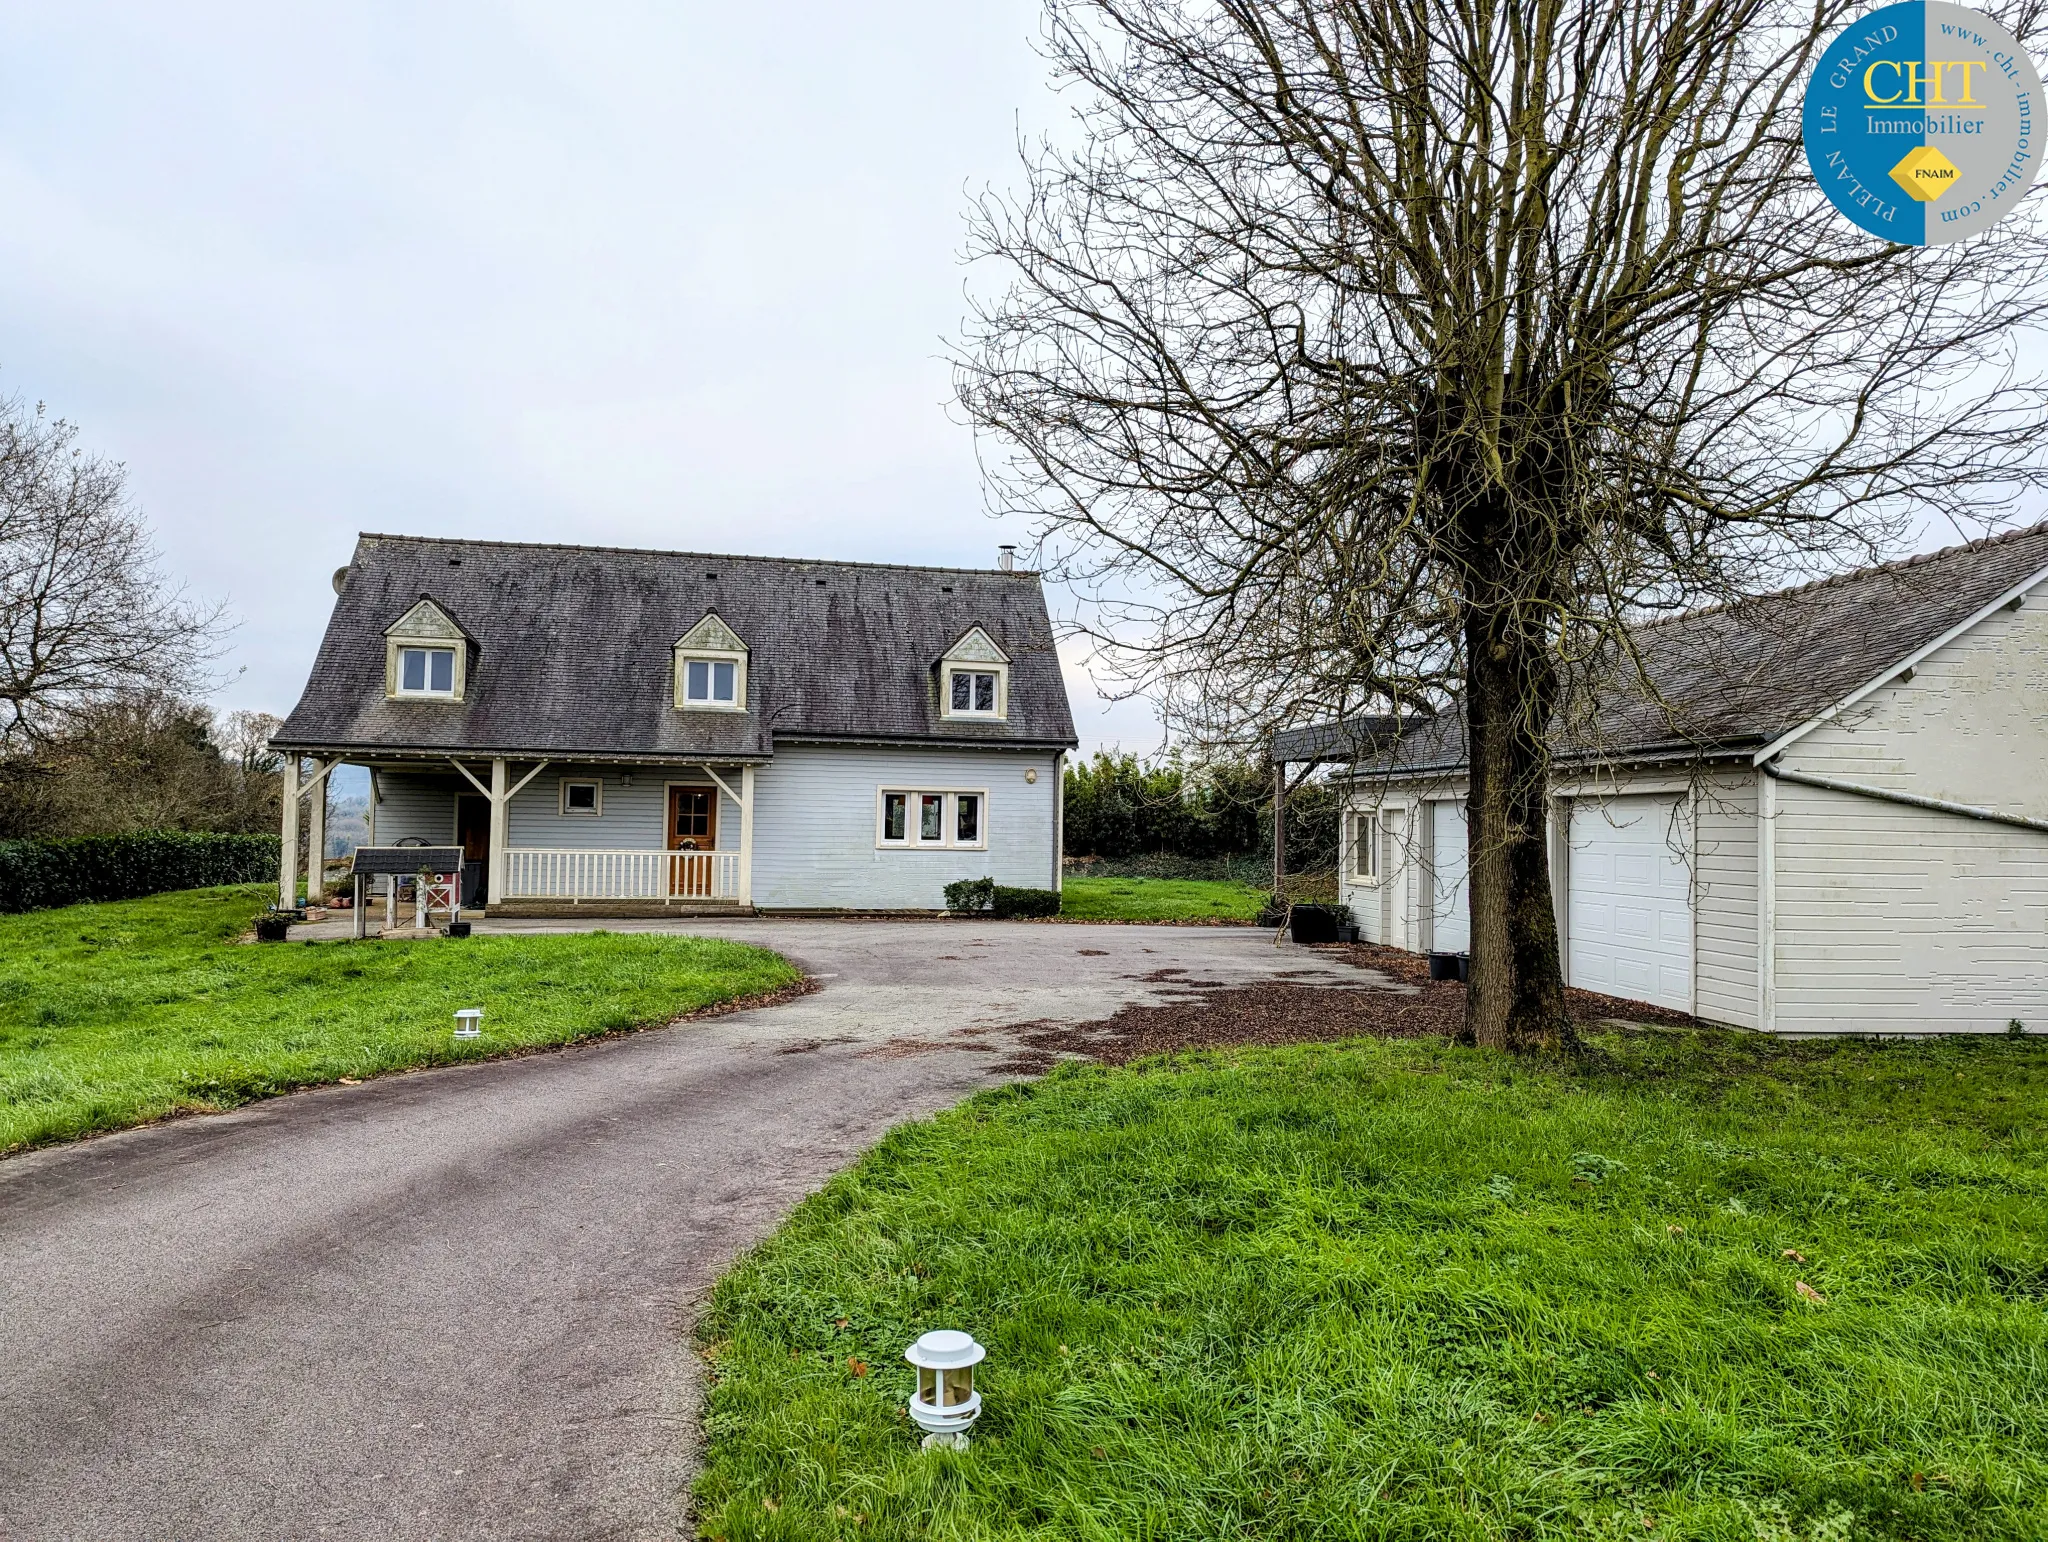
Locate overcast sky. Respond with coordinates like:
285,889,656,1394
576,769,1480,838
0,1,1163,758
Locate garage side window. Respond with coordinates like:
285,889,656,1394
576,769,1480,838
1352,810,1380,881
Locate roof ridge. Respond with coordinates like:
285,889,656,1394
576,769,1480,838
1632,517,2048,633
355,531,1039,579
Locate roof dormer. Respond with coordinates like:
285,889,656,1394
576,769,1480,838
674,611,749,712
937,626,1010,720
384,596,473,701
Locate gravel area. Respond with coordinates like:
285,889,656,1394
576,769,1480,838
1000,940,1697,1070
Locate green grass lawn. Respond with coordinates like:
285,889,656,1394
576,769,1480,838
0,886,801,1153
1058,875,1268,922
695,1028,2048,1541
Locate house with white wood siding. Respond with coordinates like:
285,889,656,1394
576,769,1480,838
270,534,1076,915
1320,524,2048,1034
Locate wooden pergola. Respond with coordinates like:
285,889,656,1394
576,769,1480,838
1267,715,1410,895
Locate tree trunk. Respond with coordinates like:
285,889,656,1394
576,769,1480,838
1460,602,1576,1053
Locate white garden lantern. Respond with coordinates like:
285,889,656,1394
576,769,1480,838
453,1007,483,1040
904,1329,985,1448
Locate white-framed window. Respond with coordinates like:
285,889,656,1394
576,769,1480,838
946,668,1002,718
559,778,603,816
395,645,458,698
676,651,746,710
1351,809,1381,881
876,789,988,850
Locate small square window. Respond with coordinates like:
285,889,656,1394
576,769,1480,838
681,653,744,708
947,669,1000,717
562,780,601,815
397,646,457,698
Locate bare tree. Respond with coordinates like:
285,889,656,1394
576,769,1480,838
0,696,282,840
956,0,2048,1049
216,709,283,777
0,394,224,748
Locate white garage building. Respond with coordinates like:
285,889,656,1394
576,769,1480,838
1329,524,2048,1034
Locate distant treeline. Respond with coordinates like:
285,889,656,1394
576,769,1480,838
1061,752,1340,873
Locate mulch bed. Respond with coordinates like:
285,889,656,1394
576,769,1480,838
989,942,1696,1075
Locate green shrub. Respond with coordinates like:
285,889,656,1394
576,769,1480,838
992,884,1060,918
1061,750,1341,872
0,830,279,914
942,876,997,913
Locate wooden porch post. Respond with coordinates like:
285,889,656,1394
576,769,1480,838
487,757,508,908
304,758,328,907
1272,761,1287,899
279,755,301,909
738,765,755,908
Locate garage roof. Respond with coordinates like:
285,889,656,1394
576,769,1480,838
1307,520,2048,778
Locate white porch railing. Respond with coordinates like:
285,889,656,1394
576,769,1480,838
502,848,742,902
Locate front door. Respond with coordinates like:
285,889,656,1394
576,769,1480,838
456,796,491,906
668,786,718,896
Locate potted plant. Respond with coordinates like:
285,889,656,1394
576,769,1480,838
1288,903,1349,945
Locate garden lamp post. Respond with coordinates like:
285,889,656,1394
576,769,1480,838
904,1329,984,1449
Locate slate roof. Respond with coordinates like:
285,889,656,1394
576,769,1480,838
274,534,1078,760
1319,520,2048,779
1269,715,1410,766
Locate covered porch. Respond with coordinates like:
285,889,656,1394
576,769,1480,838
276,752,761,916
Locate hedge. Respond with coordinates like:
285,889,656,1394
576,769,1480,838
943,878,1063,918
0,830,280,914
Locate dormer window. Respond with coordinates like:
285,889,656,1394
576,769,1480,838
384,597,471,702
937,626,1010,722
398,646,457,697
685,658,738,706
674,611,749,713
949,670,999,716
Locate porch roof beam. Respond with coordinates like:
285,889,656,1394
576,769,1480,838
448,758,552,801
694,764,742,806
448,758,492,798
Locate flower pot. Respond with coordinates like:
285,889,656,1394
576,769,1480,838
1428,951,1469,982
254,916,291,943
444,921,472,939
1289,905,1341,945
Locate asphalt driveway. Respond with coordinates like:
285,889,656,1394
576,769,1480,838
0,920,1377,1542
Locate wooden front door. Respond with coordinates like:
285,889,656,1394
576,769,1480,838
668,786,718,895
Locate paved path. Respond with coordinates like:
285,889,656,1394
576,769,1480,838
0,921,1375,1542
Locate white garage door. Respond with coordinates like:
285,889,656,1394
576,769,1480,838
1568,796,1691,1012
1429,801,1469,953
